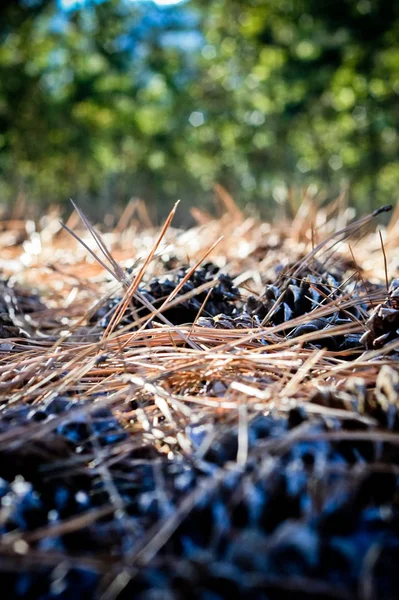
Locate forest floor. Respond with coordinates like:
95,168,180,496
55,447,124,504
1,194,399,599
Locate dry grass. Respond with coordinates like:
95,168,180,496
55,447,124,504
0,191,399,584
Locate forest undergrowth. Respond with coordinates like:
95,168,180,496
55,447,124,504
1,193,399,599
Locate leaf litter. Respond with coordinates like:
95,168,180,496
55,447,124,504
0,195,399,598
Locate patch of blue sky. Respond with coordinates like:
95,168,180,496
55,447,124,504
59,0,188,10
136,0,188,4
160,30,202,50
50,11,70,34
55,0,200,55
58,0,104,10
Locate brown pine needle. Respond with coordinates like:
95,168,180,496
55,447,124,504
379,229,389,292
103,201,180,338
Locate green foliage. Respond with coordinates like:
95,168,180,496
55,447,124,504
192,0,399,210
0,0,398,215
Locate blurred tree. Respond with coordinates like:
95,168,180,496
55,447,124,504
0,0,398,217
0,0,202,217
191,0,399,211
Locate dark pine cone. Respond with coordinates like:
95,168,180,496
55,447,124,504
196,265,365,352
245,266,364,327
361,278,399,349
0,280,45,338
91,262,240,328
